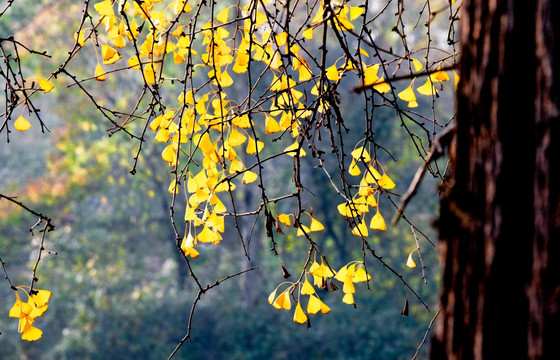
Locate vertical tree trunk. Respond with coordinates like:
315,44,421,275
432,1,560,359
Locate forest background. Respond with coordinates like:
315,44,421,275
0,0,456,358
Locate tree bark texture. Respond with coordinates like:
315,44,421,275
432,1,560,359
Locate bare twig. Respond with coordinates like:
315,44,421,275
392,124,456,225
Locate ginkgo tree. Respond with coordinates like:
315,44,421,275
1,0,459,354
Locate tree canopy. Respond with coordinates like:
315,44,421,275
1,0,460,358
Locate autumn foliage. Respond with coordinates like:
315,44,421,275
1,0,459,351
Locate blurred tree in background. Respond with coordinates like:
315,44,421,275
1,0,459,358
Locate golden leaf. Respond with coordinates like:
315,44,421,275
293,302,308,324
407,251,417,268
94,63,106,81
242,170,258,184
14,115,31,131
398,84,416,103
351,219,369,237
101,45,121,65
301,278,315,295
38,78,54,93
216,7,230,23
307,294,322,314
369,211,387,231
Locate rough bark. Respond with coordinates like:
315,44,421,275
432,1,560,359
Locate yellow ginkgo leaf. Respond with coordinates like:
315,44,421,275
308,260,319,274
149,116,162,132
363,64,380,86
217,69,234,87
242,170,258,184
246,137,264,155
144,63,156,84
275,32,288,47
297,59,313,81
232,114,252,128
94,0,114,16
293,302,308,324
302,27,313,40
352,267,371,282
161,144,176,163
309,217,325,232
74,30,86,46
284,141,306,157
28,302,47,319
155,128,170,143
32,290,51,308
216,7,230,23
210,194,227,214
101,44,121,65
334,265,348,282
351,219,369,237
112,35,126,48
334,6,354,30
343,279,355,294
168,179,179,194
14,115,31,131
309,260,326,278
373,77,391,94
398,84,416,103
342,292,354,305
198,132,216,155
277,213,292,227
364,165,382,184
128,56,141,70
21,322,42,342
411,57,423,72
349,159,361,176
326,64,340,81
352,196,369,214
431,69,450,82
417,79,436,95
187,171,199,194
94,63,106,81
296,224,310,236
38,78,54,93
320,299,331,314
307,294,322,314
9,296,23,318
181,233,199,258
351,147,371,162
320,262,335,279
311,7,324,24
377,173,396,190
18,301,32,319
367,194,378,207
198,226,222,245
301,278,315,295
228,128,247,147
265,115,281,134
337,202,359,218
358,47,369,58
349,6,365,21
273,290,291,310
407,251,417,268
370,211,387,231
268,289,278,305
453,71,460,89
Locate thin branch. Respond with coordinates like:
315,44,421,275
168,267,258,359
392,123,455,225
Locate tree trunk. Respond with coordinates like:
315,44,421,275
432,1,560,359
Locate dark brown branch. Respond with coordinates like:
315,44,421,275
392,123,455,225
